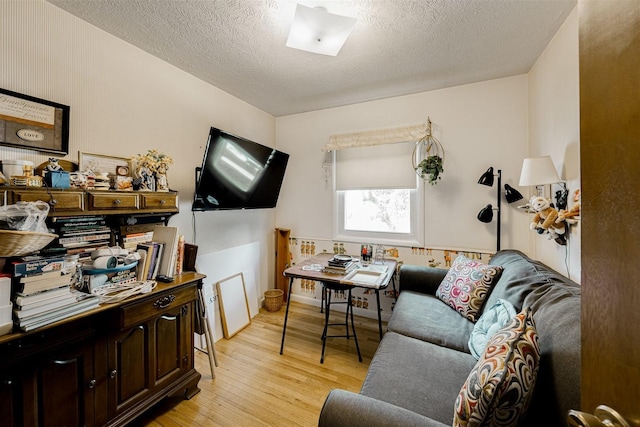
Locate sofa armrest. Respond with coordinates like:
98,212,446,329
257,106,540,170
398,264,448,295
319,389,449,427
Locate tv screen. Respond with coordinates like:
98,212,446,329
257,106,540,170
192,127,289,211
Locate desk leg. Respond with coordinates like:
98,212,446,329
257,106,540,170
375,289,383,340
280,277,295,355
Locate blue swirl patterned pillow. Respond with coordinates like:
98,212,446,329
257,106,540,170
469,299,517,360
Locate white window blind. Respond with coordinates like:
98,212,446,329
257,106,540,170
335,141,417,190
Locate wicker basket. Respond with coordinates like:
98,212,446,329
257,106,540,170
264,289,284,312
0,230,57,257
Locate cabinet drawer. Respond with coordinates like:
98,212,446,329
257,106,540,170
88,192,139,210
139,193,178,210
11,190,85,212
118,286,197,329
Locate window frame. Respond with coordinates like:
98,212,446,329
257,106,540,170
332,150,425,247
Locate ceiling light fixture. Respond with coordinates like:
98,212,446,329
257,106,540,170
286,4,357,56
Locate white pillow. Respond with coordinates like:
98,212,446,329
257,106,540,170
468,298,517,359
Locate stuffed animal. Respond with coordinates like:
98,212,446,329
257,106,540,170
529,196,567,245
557,189,580,224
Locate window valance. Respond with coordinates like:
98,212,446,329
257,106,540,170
323,123,427,151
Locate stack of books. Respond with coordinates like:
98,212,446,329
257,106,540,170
135,225,182,280
121,231,154,251
49,216,112,261
11,269,99,332
323,255,358,275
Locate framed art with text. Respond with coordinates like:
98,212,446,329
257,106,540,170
0,88,70,155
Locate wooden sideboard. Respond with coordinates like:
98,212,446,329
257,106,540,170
0,186,200,426
0,272,204,427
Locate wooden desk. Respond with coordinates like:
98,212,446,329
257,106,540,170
279,253,397,355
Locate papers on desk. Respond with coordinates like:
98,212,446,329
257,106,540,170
341,264,390,289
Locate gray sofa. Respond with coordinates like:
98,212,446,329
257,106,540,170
319,250,581,426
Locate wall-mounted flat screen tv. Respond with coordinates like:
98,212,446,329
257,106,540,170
192,127,289,211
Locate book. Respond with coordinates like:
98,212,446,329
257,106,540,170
136,243,153,281
17,292,100,332
16,269,61,283
14,273,72,296
183,243,198,272
14,292,77,319
152,226,180,278
175,235,185,275
150,243,164,279
58,233,112,245
12,255,66,277
13,286,73,307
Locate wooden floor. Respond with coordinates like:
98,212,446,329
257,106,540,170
131,301,385,427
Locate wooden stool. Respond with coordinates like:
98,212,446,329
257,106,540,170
320,282,362,364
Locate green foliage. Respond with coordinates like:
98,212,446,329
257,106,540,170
416,155,444,185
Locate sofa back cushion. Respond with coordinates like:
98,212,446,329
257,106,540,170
519,283,581,426
483,250,571,314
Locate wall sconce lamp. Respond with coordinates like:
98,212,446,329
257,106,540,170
477,167,524,251
286,4,357,56
519,156,561,197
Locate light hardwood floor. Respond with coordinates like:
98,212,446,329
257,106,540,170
132,301,385,427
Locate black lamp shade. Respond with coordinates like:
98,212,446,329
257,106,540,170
477,204,494,223
504,184,524,203
477,167,495,186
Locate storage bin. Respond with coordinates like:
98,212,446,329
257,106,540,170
264,289,284,312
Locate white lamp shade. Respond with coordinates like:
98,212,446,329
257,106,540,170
519,156,561,186
286,4,356,56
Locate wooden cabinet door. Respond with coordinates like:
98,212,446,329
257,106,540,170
107,301,192,420
153,303,191,388
18,342,96,427
107,323,151,418
0,375,21,427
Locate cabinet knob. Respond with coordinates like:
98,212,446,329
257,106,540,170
49,199,58,206
114,199,122,205
160,199,166,205
153,294,176,310
109,369,117,379
88,379,96,389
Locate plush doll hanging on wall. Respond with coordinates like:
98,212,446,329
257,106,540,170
528,196,567,245
557,189,581,224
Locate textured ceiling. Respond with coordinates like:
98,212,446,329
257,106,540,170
46,0,576,117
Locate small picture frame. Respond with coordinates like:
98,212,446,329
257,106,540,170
0,88,70,155
79,151,131,176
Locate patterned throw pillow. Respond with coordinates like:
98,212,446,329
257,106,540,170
453,308,540,427
435,255,503,322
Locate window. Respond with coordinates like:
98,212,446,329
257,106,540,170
333,143,424,246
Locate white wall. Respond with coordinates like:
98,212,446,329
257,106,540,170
276,76,531,254
1,1,278,300
528,7,580,282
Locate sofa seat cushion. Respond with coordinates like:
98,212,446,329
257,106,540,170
435,255,503,322
388,290,474,353
454,308,540,427
361,331,477,426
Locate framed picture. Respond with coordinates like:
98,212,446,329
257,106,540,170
78,152,130,176
0,88,70,155
216,272,251,339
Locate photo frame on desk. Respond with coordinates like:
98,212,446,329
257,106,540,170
0,88,70,155
216,272,251,339
79,151,130,176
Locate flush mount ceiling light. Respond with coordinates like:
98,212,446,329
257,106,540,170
286,4,357,56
